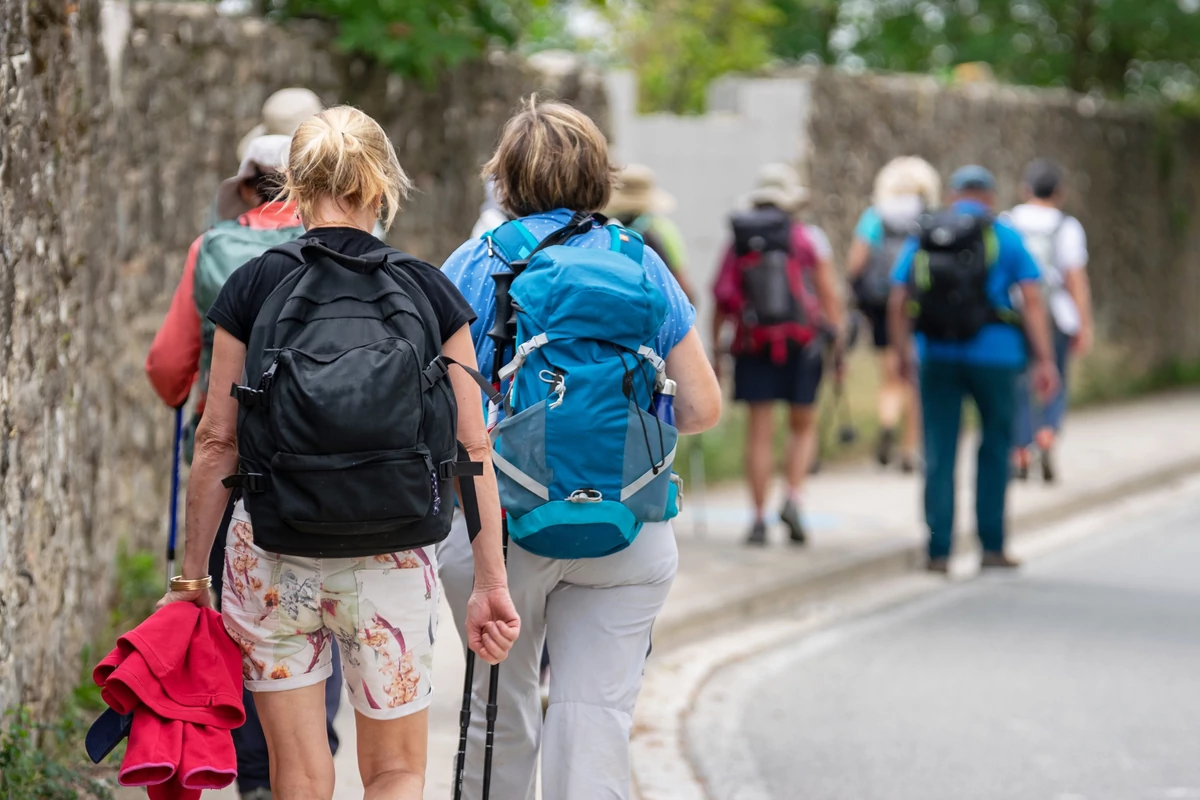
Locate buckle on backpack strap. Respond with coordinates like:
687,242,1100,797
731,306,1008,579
439,460,485,480
230,383,268,408
222,473,266,492
421,356,450,392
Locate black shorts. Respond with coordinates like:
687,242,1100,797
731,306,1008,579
860,304,890,350
733,348,824,406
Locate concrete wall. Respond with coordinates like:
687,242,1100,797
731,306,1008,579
0,0,605,718
606,71,813,331
608,68,1200,367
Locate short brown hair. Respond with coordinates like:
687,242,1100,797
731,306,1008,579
282,106,412,231
483,97,614,217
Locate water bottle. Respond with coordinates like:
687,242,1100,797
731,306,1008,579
652,378,677,427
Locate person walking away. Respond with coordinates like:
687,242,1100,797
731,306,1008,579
888,165,1059,574
846,156,941,472
237,87,323,162
1006,158,1093,482
606,163,696,301
439,97,721,800
145,134,344,800
156,106,519,800
712,163,845,546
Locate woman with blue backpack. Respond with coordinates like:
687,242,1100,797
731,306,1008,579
439,97,722,800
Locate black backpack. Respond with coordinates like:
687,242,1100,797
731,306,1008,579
855,219,912,310
906,209,1003,342
225,240,485,558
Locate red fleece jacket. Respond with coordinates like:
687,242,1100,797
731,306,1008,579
94,603,244,799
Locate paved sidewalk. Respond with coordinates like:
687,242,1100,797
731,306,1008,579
211,390,1199,798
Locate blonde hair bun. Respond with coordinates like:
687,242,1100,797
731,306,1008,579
283,106,412,231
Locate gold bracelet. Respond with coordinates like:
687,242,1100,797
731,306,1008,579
169,575,213,593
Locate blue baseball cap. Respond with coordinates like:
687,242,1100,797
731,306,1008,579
949,165,996,192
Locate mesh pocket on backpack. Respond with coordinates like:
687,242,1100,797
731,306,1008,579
491,400,552,519
620,404,679,522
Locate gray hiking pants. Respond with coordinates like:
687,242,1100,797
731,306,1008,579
437,513,678,800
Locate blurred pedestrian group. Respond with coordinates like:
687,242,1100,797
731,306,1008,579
131,82,1092,800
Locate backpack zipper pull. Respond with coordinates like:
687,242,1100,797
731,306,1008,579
425,454,441,515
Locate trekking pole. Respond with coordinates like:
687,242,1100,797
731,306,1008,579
480,269,515,800
453,268,516,800
165,406,184,586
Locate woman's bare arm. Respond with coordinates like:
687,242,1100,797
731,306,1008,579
666,327,722,435
845,239,871,281
443,326,506,589
181,327,244,581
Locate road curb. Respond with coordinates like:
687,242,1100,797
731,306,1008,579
652,454,1200,655
631,455,1200,800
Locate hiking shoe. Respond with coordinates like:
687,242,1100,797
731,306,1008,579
745,520,768,546
241,789,272,800
876,428,897,467
1040,448,1056,484
780,500,807,545
925,558,950,575
980,552,1022,570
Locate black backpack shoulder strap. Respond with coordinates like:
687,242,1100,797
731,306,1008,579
264,239,310,264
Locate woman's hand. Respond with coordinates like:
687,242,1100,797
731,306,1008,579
466,585,521,665
156,586,215,610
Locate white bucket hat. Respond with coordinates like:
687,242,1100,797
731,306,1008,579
742,162,809,212
236,87,323,161
217,134,291,221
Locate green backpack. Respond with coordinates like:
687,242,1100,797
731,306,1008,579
187,219,304,458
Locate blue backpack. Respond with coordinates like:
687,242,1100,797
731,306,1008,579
485,215,682,560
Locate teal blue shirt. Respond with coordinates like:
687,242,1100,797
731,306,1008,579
892,200,1041,368
853,207,885,247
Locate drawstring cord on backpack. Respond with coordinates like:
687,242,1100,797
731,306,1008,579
615,348,667,475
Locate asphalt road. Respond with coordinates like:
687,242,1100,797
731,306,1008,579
701,493,1200,800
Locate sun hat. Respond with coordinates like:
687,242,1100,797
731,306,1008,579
236,87,323,161
742,162,809,212
217,135,291,221
606,164,676,217
949,165,997,193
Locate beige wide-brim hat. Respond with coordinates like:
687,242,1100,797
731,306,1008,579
217,135,291,220
742,162,809,212
236,88,323,161
607,163,676,217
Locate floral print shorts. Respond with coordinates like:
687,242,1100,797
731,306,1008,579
221,501,439,720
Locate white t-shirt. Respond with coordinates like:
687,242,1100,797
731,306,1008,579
803,223,833,263
1006,204,1088,334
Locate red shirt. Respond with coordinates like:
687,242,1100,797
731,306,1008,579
145,202,300,409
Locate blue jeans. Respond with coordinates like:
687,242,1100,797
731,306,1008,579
1015,326,1071,448
920,360,1020,559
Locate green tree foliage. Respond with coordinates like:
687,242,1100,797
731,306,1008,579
625,0,782,113
770,0,1200,97
277,0,550,83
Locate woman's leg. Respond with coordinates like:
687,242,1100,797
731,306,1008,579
745,402,776,522
355,709,429,799
221,502,337,798
253,685,336,799
436,515,562,800
541,523,678,800
878,346,906,465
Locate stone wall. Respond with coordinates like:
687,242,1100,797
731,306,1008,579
609,68,1200,369
806,69,1200,366
0,0,604,718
